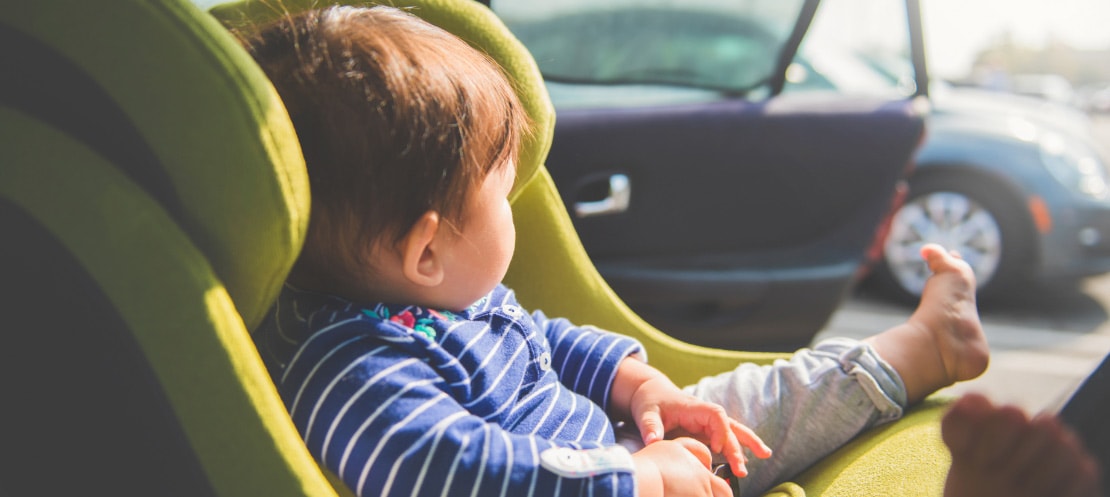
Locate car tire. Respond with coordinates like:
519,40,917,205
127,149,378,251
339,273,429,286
872,173,1035,303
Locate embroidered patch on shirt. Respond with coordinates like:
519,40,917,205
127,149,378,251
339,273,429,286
361,306,457,340
539,446,635,478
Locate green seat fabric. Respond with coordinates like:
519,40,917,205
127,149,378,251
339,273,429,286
0,0,952,495
0,108,335,496
0,1,331,496
1,0,308,331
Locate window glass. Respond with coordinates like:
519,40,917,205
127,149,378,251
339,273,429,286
785,0,915,97
493,0,807,96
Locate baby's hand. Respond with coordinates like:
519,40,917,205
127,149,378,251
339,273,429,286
632,437,733,497
631,375,772,478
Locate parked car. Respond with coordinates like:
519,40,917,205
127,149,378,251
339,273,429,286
785,43,1110,302
880,85,1110,301
1010,73,1080,108
1080,83,1110,114
490,0,927,350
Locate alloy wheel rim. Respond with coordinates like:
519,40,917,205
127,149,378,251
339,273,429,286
883,191,1003,295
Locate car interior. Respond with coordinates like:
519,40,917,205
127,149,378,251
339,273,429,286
0,0,954,495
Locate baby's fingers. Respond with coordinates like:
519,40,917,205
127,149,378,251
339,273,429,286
722,420,772,478
637,408,665,445
732,420,772,458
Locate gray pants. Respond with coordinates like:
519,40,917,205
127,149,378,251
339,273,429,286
621,338,908,496
688,337,908,495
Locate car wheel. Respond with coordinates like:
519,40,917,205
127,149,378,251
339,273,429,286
874,174,1034,302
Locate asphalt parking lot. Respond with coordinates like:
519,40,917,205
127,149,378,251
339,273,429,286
814,114,1110,414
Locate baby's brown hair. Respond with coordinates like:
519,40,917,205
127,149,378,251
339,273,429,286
242,5,528,289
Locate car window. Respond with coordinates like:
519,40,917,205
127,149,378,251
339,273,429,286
784,0,915,97
492,0,807,100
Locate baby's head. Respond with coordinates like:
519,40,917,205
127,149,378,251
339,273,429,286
244,5,529,309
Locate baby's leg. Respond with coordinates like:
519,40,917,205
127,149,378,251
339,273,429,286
683,244,988,494
685,339,908,496
864,244,989,403
942,393,1103,497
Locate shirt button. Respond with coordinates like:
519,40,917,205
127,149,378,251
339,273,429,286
538,352,552,371
502,305,522,318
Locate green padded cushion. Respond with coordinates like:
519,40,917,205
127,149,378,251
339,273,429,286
0,106,336,497
781,397,952,496
2,197,217,497
210,0,554,201
0,0,309,330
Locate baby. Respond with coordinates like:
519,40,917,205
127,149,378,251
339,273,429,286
243,5,996,496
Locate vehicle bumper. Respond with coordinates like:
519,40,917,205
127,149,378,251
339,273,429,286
1038,201,1110,280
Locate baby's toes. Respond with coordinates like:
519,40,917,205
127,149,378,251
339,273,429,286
921,244,964,272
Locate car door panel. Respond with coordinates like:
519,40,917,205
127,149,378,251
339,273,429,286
548,94,924,350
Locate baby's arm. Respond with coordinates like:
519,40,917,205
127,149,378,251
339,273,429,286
533,309,771,478
533,310,645,409
611,356,773,478
283,336,637,497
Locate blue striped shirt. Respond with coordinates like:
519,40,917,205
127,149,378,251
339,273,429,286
255,284,644,497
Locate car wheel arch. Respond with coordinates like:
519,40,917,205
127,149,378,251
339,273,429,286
910,162,1039,247
874,162,1042,301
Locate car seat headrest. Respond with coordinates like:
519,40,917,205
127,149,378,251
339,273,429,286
0,0,310,330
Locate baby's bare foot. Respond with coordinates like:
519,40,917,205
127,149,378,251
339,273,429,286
942,393,1103,497
909,244,989,385
864,244,989,403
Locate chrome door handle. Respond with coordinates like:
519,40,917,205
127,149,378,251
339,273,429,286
574,174,630,218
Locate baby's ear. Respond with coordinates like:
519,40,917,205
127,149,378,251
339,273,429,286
400,211,444,287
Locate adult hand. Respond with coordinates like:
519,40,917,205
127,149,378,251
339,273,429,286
942,393,1102,497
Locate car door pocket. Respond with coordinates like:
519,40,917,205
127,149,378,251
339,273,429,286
573,173,630,218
